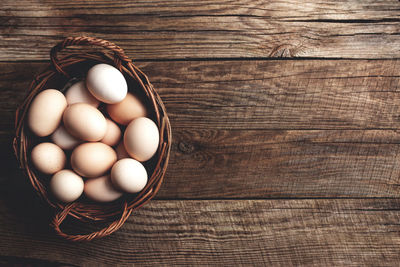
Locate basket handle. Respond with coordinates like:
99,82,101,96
51,202,132,241
50,36,131,77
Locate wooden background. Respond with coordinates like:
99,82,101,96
1,0,400,265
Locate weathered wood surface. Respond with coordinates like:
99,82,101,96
2,0,400,265
0,198,400,266
143,60,400,130
2,61,400,198
5,128,400,199
3,60,400,131
1,0,400,60
167,129,400,198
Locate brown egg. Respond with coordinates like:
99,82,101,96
71,142,117,178
63,103,107,141
84,175,123,202
106,93,147,125
100,119,121,147
28,89,67,137
31,142,66,175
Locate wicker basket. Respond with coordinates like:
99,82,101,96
12,36,172,241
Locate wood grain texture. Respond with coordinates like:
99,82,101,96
1,197,400,266
144,59,400,130
3,60,400,131
1,0,400,60
2,61,400,198
163,128,400,198
4,128,400,199
2,0,400,264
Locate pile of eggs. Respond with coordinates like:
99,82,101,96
28,63,159,203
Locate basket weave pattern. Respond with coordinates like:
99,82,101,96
13,37,172,241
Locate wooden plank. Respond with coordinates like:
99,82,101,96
5,127,400,199
0,256,67,266
162,128,400,198
143,59,400,130
3,61,400,198
0,198,400,266
1,0,400,60
2,60,400,131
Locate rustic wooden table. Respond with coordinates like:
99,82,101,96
1,0,400,266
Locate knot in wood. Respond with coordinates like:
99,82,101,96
178,141,195,154
269,44,298,57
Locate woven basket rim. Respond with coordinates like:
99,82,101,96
13,36,172,241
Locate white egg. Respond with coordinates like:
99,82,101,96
84,175,123,202
50,170,84,203
86,64,127,104
65,81,100,107
111,158,148,193
51,125,81,150
124,117,159,162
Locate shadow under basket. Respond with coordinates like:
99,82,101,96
12,37,172,241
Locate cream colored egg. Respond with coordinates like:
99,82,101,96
116,141,130,160
51,125,81,150
86,64,127,104
28,89,67,137
101,119,121,147
31,142,66,175
84,175,123,202
111,158,148,193
50,170,84,203
71,142,117,178
107,93,147,125
65,81,99,107
63,103,107,141
124,117,159,162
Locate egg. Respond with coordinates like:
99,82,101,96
28,89,67,137
107,93,147,125
31,142,66,175
71,142,117,178
63,103,107,141
65,81,100,107
111,158,148,193
86,64,127,104
101,119,121,147
51,125,81,150
50,170,84,203
84,175,123,202
115,141,130,160
124,117,159,162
